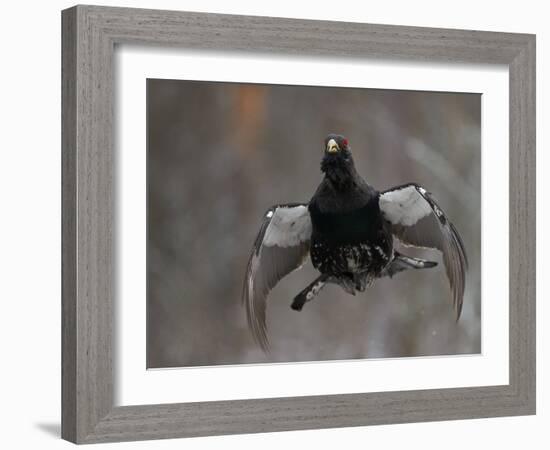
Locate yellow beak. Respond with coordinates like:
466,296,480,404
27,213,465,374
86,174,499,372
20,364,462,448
327,139,339,153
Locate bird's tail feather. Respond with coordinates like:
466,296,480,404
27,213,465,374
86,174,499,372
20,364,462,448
382,252,437,278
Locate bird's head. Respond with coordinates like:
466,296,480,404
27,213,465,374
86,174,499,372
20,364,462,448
321,134,357,188
324,134,351,157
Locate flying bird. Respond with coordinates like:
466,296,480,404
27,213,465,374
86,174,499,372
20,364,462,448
242,134,468,351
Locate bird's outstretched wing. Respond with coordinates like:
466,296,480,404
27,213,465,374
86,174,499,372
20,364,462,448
379,183,468,319
243,203,312,351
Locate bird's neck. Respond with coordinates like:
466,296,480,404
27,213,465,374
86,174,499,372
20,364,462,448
322,158,361,192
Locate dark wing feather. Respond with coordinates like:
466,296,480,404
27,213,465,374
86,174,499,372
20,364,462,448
379,184,468,319
242,204,311,351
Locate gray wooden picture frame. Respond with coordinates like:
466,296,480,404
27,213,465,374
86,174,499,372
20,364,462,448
61,4,536,444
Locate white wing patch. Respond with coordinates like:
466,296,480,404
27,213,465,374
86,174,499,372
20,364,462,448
380,183,468,319
379,185,432,226
243,204,312,351
263,205,312,247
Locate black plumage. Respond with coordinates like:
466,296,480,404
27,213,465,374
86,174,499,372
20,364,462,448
243,133,468,351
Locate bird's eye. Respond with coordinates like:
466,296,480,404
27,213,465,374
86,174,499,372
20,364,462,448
342,138,349,147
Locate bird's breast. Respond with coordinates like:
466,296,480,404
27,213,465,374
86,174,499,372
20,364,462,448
308,199,393,275
308,197,384,243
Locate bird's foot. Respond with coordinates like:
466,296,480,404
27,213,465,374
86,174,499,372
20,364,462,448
291,275,328,311
338,275,357,296
354,273,372,292
290,298,305,311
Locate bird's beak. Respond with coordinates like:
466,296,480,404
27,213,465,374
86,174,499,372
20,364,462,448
327,139,339,153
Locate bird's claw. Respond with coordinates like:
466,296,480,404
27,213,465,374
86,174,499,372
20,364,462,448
339,277,357,296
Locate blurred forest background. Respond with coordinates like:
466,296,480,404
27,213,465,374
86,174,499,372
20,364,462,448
147,79,481,368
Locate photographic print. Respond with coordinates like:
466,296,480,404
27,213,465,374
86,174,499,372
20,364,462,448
147,79,480,368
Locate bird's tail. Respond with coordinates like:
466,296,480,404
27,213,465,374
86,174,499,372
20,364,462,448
381,252,437,278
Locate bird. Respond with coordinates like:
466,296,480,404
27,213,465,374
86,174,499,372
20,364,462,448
242,133,468,351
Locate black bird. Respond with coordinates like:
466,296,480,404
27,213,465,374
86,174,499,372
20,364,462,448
243,134,468,351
